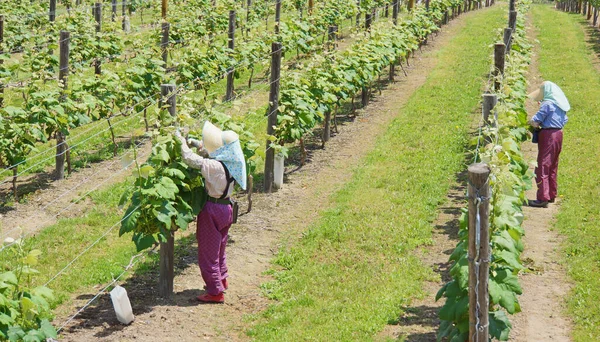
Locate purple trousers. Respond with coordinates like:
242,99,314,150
196,201,233,295
535,129,563,202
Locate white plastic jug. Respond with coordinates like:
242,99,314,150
110,285,135,325
273,154,285,189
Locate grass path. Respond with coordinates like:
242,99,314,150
246,5,506,341
530,4,600,341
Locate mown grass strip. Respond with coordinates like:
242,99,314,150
531,5,600,341
246,6,506,341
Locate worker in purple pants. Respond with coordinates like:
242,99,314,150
175,121,247,303
527,81,570,208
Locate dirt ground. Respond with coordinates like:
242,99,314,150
51,10,475,342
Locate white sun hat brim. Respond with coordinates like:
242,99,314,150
202,121,224,154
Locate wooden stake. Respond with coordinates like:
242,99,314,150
161,22,170,66
247,175,253,213
162,0,168,19
55,31,70,181
161,84,177,117
94,3,102,75
328,25,336,50
493,43,505,91
226,11,236,101
393,0,399,25
264,42,282,193
122,0,130,31
503,28,512,53
467,163,491,342
49,0,56,22
112,0,117,21
482,94,498,126
246,0,252,35
275,0,281,34
158,230,174,298
509,10,517,31
322,111,331,145
158,84,176,299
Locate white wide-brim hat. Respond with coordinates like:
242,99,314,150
202,121,239,154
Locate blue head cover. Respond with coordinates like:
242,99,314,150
209,138,247,190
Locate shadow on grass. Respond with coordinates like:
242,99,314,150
58,233,212,338
392,305,440,342
582,17,600,59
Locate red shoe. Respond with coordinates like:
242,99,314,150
222,278,228,290
197,292,224,303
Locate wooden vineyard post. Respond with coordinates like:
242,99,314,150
503,28,512,53
55,31,70,180
393,0,399,25
493,43,505,92
246,0,252,35
162,0,168,19
467,163,491,342
225,11,236,101
365,9,373,30
482,93,497,145
94,3,102,75
264,42,282,193
275,0,281,34
112,0,117,21
59,31,70,97
122,0,130,31
308,0,314,15
0,15,4,108
509,11,517,32
161,22,170,67
247,175,253,213
159,83,176,299
327,25,337,50
161,84,176,117
323,26,335,145
482,94,498,126
49,0,56,22
408,0,415,11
